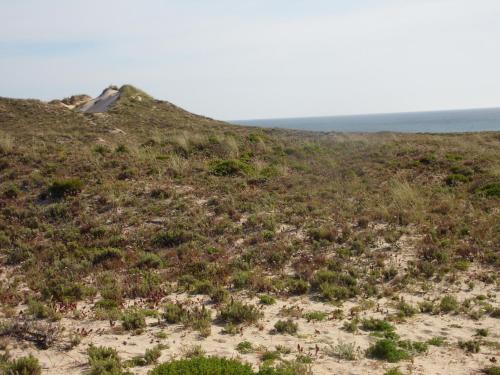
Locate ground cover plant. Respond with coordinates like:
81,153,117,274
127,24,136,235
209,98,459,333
0,86,498,374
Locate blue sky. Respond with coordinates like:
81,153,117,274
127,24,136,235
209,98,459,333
1,0,499,120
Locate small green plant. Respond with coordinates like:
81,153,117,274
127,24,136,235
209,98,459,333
303,311,327,322
27,299,61,321
327,340,358,360
87,345,124,375
219,301,262,325
121,308,146,331
361,318,395,333
93,247,122,265
439,295,458,313
273,319,298,335
47,178,83,199
261,351,280,362
343,319,359,333
482,367,500,375
210,159,253,176
475,182,500,198
236,340,253,354
476,328,489,337
163,303,186,324
153,230,189,247
459,340,481,353
149,356,254,375
3,355,42,375
366,339,410,362
426,337,446,346
259,294,276,305
384,368,405,375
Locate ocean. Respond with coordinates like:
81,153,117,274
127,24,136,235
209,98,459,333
233,107,500,133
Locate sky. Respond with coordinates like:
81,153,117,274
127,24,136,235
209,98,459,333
1,0,500,120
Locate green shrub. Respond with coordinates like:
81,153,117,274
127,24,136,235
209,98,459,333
303,311,327,322
361,319,395,332
475,182,500,198
459,340,480,353
476,328,489,337
87,345,124,375
191,280,214,296
259,294,276,305
384,368,405,375
482,367,500,375
3,185,19,199
274,319,298,335
121,308,146,331
27,299,61,321
261,351,281,362
219,301,262,325
47,178,83,199
153,230,189,247
93,247,122,265
445,174,470,186
287,279,309,295
149,356,254,375
232,271,252,289
396,301,418,318
3,355,41,375
426,337,446,346
209,287,229,304
366,339,410,362
397,340,428,354
236,341,253,354
136,252,163,268
163,303,186,324
439,295,458,313
210,159,253,176
308,226,337,242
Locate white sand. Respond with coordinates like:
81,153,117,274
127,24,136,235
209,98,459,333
78,88,120,113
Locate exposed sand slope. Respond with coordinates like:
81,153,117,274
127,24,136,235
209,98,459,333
78,87,120,113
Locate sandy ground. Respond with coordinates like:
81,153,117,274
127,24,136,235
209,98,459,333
1,228,498,374
78,88,120,113
2,282,498,375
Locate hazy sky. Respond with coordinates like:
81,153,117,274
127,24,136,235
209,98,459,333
1,0,499,120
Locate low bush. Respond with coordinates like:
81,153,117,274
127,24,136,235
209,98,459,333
482,367,500,375
274,319,298,335
163,303,186,324
219,301,262,325
303,311,327,322
475,182,500,198
149,356,254,375
93,247,122,265
366,339,410,362
153,230,190,247
459,340,481,353
210,159,253,176
439,295,458,313
87,345,125,375
47,178,83,199
259,294,276,305
3,355,41,375
384,368,405,375
121,308,146,331
236,340,254,354
361,319,395,333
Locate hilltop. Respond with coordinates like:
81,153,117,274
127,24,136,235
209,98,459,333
0,86,499,375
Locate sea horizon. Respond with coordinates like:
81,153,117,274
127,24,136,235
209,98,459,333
232,106,500,133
